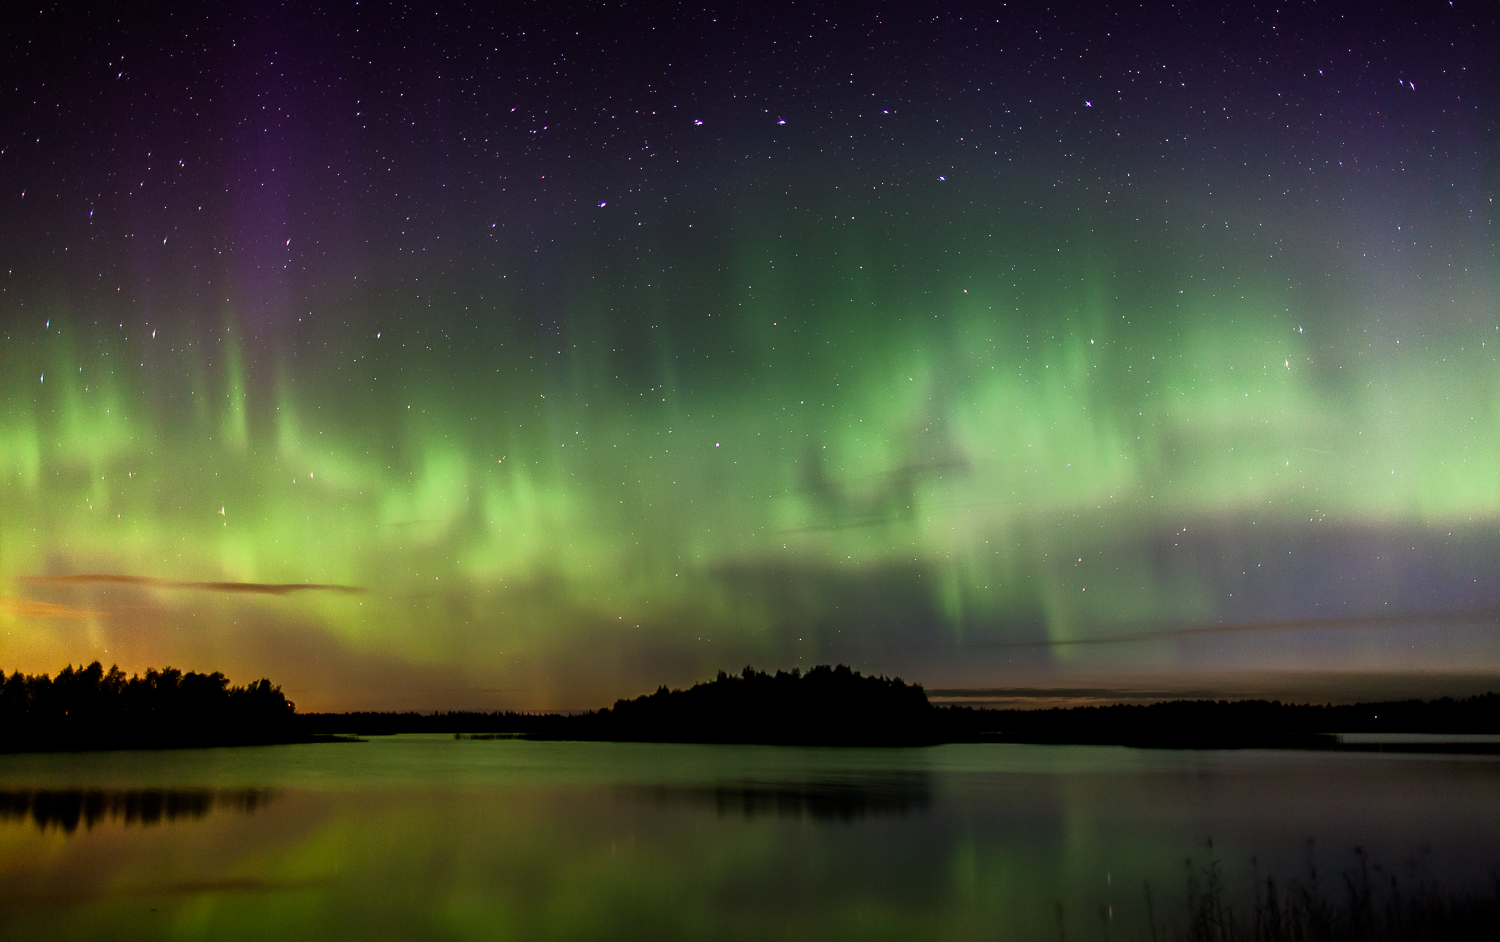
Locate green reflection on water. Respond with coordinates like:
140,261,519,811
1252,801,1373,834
0,738,1497,941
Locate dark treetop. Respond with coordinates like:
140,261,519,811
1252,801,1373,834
540,664,936,746
1,662,302,753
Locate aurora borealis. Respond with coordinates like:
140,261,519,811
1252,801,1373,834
2,1,1498,710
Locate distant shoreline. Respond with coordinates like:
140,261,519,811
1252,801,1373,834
7,662,1498,754
303,667,1500,752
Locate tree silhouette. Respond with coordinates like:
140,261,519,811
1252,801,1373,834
540,663,937,746
1,662,297,753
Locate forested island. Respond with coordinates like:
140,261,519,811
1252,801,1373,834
551,664,937,745
7,661,1499,752
1,662,311,753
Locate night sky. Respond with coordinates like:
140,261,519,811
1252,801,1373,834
2,1,1498,711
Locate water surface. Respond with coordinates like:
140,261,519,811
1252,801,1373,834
1,737,1496,940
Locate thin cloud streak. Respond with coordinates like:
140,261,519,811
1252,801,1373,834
0,596,103,618
22,574,365,596
973,609,1500,649
928,686,1213,700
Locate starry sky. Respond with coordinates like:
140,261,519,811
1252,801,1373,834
2,1,1498,711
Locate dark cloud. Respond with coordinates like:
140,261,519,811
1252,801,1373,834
928,672,1500,708
23,574,365,596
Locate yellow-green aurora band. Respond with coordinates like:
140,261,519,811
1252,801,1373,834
4,197,1497,709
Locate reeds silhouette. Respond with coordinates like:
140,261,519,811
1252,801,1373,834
1134,839,1500,942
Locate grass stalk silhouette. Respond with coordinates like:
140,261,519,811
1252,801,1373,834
1167,840,1499,942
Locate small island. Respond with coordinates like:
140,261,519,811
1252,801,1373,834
539,664,938,746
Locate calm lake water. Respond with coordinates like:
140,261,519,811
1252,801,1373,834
1,737,1497,940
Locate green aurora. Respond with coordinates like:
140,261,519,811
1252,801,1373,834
5,199,1498,709
2,2,1497,709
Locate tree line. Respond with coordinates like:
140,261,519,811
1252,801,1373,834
1,661,298,752
305,665,935,746
6,660,1496,752
941,693,1500,747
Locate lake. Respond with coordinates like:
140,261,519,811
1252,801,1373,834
2,737,1497,940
